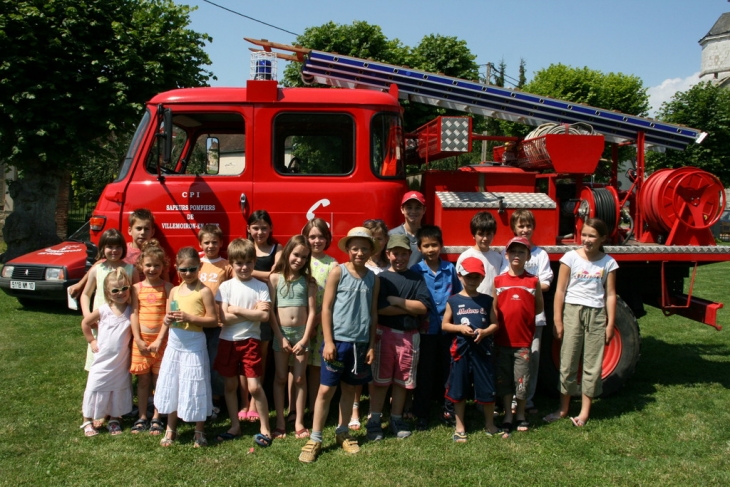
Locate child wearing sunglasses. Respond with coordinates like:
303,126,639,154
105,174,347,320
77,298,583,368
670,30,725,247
154,247,218,447
80,268,134,437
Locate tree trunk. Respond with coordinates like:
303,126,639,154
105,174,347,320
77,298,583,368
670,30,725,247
2,163,63,262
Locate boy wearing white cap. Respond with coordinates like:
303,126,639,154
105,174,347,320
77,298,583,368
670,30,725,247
299,227,381,463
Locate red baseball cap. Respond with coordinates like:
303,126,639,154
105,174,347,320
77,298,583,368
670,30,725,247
457,257,485,276
506,236,531,252
401,191,426,206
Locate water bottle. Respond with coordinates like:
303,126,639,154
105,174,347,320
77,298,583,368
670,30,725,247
170,300,179,324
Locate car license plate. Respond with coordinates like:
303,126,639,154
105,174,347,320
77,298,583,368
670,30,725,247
10,281,35,290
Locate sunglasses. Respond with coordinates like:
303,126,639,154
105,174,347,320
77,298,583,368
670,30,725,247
110,286,130,294
178,267,199,273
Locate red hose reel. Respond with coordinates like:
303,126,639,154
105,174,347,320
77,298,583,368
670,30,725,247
639,167,726,245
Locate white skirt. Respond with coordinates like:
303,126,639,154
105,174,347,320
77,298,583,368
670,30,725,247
83,387,132,419
154,328,213,422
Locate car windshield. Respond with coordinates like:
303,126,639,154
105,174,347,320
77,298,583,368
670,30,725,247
68,221,90,242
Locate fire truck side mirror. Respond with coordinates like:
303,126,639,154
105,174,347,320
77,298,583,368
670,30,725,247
206,136,220,175
162,108,172,167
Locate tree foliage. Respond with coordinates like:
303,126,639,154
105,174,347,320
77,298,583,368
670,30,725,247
647,81,730,185
0,0,214,259
282,22,479,132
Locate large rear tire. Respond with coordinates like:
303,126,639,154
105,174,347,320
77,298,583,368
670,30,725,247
538,296,641,398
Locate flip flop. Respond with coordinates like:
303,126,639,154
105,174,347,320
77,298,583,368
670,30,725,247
216,431,241,442
571,417,587,427
237,410,249,421
254,433,272,447
247,411,260,423
295,428,310,439
348,417,361,430
453,431,468,443
272,428,286,439
500,421,514,433
543,413,565,424
517,419,530,432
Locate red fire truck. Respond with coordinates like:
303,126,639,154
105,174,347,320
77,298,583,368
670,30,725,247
2,41,727,395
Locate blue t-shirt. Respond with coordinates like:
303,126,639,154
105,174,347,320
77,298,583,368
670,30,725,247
447,293,494,360
410,259,462,334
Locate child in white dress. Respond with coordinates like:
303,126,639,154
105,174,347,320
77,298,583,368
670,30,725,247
80,268,133,437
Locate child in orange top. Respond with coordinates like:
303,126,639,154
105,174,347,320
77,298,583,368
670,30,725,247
129,240,173,435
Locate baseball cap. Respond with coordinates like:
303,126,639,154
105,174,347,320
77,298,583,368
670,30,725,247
401,191,426,206
386,234,411,251
457,257,485,276
506,236,531,252
338,227,381,254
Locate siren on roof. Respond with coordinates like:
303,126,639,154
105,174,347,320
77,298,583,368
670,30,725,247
250,51,277,81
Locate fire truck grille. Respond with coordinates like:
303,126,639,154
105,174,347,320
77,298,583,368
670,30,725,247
10,267,45,280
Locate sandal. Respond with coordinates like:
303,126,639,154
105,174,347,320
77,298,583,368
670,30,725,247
238,409,249,421
160,429,177,447
295,428,310,439
216,431,241,442
92,419,105,429
131,418,148,434
571,417,587,427
80,421,98,437
484,427,506,438
107,419,122,435
543,412,566,424
149,419,165,436
348,417,361,430
453,431,468,443
272,428,286,439
246,411,260,423
517,419,530,432
193,431,208,448
254,433,272,447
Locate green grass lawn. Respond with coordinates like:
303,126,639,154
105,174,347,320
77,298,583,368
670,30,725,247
1,263,729,486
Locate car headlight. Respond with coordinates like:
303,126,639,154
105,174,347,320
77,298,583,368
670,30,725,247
1,266,14,278
45,267,65,281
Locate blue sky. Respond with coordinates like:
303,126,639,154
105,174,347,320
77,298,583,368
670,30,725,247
180,0,730,115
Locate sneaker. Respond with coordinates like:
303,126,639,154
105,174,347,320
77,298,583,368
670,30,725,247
298,440,322,463
365,417,384,441
336,432,360,454
390,417,412,439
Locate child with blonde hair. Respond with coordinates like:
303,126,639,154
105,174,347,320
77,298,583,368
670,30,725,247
129,240,173,435
154,247,218,447
269,235,317,439
80,268,134,436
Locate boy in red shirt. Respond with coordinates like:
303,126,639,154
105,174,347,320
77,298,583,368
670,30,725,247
493,237,543,434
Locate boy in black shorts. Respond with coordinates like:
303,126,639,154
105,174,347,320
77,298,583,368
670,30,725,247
442,257,504,442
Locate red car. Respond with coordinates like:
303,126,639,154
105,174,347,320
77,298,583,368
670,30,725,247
0,222,95,306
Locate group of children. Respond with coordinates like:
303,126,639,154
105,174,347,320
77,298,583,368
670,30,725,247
75,192,618,461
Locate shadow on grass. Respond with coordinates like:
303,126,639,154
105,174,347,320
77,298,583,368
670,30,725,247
590,334,730,421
